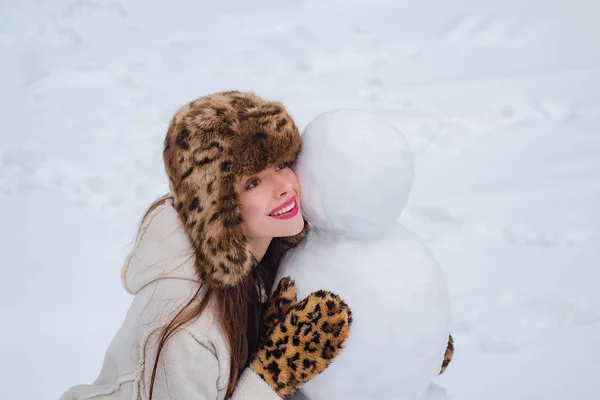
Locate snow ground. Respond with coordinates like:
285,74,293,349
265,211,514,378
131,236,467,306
1,1,599,399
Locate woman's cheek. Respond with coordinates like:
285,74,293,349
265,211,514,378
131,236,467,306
287,169,301,190
243,193,267,218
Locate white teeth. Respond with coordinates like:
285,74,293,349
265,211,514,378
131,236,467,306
271,201,295,216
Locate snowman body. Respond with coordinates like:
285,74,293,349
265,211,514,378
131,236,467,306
278,226,451,400
275,109,452,400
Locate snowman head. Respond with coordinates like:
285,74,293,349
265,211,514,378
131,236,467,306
296,109,414,240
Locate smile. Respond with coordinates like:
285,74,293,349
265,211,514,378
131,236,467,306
269,197,299,219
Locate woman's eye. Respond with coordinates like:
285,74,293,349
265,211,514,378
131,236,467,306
275,162,290,171
246,179,260,190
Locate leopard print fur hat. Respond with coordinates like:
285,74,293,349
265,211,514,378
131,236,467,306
163,91,308,288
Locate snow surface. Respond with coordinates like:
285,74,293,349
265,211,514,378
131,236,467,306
1,1,599,399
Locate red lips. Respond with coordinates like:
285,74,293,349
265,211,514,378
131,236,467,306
268,196,296,215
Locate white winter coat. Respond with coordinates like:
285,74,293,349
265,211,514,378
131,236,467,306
60,201,283,400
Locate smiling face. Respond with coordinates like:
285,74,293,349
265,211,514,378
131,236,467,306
238,162,305,253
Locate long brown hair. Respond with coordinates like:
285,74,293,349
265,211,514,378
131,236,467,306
140,194,287,399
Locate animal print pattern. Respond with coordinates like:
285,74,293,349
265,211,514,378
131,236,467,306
251,277,353,398
439,334,454,374
263,276,299,338
162,91,308,288
265,280,454,382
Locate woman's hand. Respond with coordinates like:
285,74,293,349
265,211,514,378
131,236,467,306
250,277,353,398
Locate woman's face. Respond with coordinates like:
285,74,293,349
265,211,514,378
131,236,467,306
238,161,304,242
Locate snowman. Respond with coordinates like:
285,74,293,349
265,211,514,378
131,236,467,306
276,109,452,400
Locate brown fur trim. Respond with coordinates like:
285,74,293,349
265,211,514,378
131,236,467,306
163,91,306,288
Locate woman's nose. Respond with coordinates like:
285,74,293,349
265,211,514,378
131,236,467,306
274,175,293,198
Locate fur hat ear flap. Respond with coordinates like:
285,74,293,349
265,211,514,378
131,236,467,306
193,175,256,288
168,160,256,288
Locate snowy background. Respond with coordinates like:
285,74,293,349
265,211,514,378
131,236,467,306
1,0,599,399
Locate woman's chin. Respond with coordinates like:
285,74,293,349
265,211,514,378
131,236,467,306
294,215,306,235
276,213,305,237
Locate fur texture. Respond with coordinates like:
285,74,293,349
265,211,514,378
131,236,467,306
251,277,352,398
163,91,308,288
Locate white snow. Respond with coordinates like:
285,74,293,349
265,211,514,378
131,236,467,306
281,109,450,400
1,1,599,399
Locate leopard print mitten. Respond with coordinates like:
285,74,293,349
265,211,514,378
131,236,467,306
262,276,299,338
250,277,353,398
439,334,454,374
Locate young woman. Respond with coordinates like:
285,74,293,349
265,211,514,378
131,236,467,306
61,91,352,400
